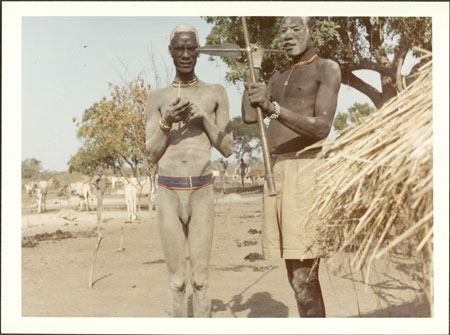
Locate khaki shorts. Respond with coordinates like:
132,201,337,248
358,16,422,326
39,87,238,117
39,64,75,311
262,153,324,260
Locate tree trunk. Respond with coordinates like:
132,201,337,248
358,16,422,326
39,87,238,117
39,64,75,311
341,67,397,109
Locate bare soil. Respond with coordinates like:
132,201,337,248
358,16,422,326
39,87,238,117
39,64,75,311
21,187,430,318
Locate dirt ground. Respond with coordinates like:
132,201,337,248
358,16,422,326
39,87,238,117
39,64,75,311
21,186,431,318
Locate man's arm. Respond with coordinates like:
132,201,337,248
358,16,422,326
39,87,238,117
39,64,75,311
145,90,170,165
246,60,341,141
242,69,262,124
187,85,234,157
275,60,341,140
241,45,269,124
146,89,193,164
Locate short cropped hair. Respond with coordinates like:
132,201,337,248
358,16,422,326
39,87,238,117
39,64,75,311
281,16,317,29
169,24,199,45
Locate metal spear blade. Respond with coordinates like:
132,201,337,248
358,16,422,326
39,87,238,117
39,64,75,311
196,43,243,58
197,43,285,58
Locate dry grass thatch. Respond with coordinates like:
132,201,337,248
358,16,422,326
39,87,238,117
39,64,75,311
299,49,433,309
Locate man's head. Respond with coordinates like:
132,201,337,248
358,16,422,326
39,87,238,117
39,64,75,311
169,24,200,76
280,17,316,58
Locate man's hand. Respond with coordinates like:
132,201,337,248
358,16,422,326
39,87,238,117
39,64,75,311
250,44,265,68
244,82,275,116
161,97,192,126
184,103,206,124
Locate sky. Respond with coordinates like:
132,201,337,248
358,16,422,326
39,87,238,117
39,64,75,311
20,15,382,172
3,2,449,334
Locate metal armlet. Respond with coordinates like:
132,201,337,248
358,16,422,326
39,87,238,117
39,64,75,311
159,119,172,131
269,101,281,119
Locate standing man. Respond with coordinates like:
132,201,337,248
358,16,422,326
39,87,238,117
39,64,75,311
145,24,233,317
239,158,248,189
217,158,228,194
242,17,341,317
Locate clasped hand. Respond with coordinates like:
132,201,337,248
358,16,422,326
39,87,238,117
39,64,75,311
245,82,275,116
161,97,204,125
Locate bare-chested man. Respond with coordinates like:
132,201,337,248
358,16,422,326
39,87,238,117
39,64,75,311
145,24,233,317
242,17,341,317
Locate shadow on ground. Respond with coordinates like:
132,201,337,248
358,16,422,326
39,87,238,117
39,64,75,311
188,292,289,317
355,298,431,317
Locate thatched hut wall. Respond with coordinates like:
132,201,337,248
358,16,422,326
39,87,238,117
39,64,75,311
299,53,433,310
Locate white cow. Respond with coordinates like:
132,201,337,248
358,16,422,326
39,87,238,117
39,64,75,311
122,178,138,221
111,176,120,190
28,181,48,213
69,182,93,211
24,181,34,197
140,175,158,207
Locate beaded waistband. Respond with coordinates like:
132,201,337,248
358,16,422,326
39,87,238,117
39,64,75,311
157,173,213,190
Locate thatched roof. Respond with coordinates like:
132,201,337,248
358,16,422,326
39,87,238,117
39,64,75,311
299,50,433,307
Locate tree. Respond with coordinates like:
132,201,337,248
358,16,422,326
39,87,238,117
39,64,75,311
333,102,376,131
22,158,42,179
69,77,154,177
231,116,261,161
203,16,432,108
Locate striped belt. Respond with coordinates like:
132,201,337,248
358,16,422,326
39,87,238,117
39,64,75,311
157,173,213,190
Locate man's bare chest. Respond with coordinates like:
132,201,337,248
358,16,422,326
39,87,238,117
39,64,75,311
160,86,218,117
270,68,320,109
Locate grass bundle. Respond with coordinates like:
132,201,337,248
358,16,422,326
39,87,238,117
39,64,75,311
300,51,433,309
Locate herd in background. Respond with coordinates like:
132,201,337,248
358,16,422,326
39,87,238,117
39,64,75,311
212,166,265,187
23,165,264,217
23,175,157,222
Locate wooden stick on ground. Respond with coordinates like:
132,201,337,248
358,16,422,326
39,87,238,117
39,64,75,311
115,228,125,253
89,191,104,288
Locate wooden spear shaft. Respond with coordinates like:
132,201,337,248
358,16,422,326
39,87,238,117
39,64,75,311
241,16,276,196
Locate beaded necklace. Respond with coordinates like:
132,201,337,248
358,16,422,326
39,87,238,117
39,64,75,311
171,76,199,88
284,54,318,86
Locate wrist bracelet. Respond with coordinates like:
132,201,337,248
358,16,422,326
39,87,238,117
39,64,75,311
269,101,281,119
159,119,172,131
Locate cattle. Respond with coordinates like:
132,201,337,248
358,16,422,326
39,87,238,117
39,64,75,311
102,175,113,195
212,169,221,187
25,181,48,213
111,176,121,190
68,182,94,211
212,169,229,193
232,167,265,186
122,178,138,221
246,168,265,185
140,174,158,209
24,181,34,196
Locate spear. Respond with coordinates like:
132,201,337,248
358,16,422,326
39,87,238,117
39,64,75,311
241,16,277,196
196,43,285,58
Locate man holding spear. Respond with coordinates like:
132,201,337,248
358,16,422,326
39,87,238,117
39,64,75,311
145,24,233,317
242,16,341,317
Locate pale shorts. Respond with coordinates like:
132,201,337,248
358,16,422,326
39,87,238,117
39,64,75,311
262,152,325,260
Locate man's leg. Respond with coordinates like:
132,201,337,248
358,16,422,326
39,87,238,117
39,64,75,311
156,187,188,317
187,185,214,317
285,258,325,317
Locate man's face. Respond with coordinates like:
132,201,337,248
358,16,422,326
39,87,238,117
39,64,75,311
169,31,199,74
280,17,313,57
